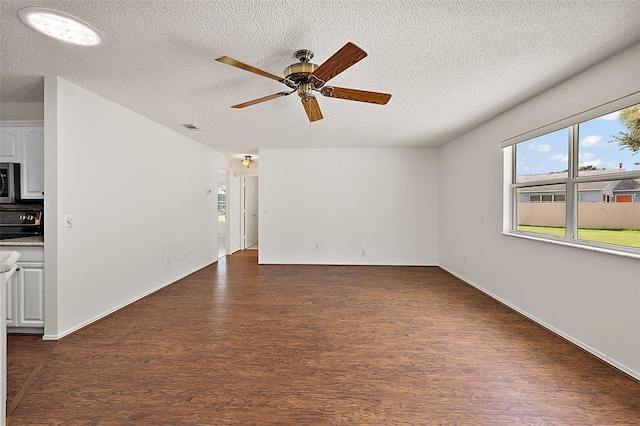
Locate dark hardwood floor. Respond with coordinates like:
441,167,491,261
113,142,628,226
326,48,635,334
7,250,640,424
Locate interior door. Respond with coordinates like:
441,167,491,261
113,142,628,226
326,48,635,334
243,176,259,249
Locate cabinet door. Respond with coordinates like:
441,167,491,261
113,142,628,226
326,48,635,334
20,127,45,199
17,265,44,327
0,127,21,163
5,272,17,328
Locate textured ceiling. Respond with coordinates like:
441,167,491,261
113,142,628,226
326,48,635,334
1,1,639,157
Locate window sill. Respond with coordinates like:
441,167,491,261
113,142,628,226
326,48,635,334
503,231,640,260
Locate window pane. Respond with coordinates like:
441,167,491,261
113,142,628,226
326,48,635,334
516,185,566,236
218,184,226,221
576,182,640,248
578,104,640,176
516,128,569,183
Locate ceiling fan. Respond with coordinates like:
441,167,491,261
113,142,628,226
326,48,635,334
215,42,391,122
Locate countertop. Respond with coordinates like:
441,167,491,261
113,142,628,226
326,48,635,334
0,251,20,273
0,236,44,247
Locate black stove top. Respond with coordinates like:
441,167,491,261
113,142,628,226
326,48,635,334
0,204,43,240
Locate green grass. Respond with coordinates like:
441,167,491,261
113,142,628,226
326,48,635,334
517,225,640,248
518,225,565,237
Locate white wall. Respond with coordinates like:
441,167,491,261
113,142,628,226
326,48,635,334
439,43,640,379
259,148,439,265
44,76,228,339
0,102,44,120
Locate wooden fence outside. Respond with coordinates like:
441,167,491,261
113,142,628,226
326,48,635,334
517,202,640,230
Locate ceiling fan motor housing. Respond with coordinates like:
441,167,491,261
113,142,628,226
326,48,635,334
284,49,318,84
284,62,318,83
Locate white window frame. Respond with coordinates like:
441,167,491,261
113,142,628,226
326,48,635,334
502,93,640,258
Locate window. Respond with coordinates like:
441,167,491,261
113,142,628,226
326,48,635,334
516,184,567,237
504,101,640,254
217,185,226,222
527,194,565,203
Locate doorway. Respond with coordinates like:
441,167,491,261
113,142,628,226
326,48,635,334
243,175,259,250
217,170,227,259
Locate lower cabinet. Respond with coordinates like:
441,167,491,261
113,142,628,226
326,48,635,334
4,247,44,334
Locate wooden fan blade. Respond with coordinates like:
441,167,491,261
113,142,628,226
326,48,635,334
309,42,367,88
301,96,323,122
231,92,291,109
216,56,290,84
320,86,391,105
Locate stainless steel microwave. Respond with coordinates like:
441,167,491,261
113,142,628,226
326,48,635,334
0,162,20,203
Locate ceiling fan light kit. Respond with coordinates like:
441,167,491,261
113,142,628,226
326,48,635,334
216,42,391,122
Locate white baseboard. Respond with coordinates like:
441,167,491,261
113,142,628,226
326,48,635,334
439,265,640,382
42,260,218,341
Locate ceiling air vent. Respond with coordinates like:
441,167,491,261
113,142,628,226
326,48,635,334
182,124,200,130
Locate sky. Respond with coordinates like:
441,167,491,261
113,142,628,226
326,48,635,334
516,105,640,176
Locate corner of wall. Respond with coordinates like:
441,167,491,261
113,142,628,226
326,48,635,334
43,75,58,338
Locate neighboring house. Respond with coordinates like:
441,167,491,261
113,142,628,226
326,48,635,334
612,178,640,202
517,169,640,203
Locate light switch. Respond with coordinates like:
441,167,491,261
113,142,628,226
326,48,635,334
64,215,73,228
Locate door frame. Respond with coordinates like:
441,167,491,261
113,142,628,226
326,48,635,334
241,174,259,250
217,169,229,259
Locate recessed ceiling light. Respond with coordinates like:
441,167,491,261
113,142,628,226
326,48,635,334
19,7,103,46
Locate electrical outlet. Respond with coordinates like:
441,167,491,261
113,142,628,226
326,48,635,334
166,256,171,265
315,243,319,250
184,251,188,259
481,213,485,221
361,250,365,256
463,255,467,264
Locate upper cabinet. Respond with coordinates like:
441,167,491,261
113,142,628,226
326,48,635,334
0,127,21,163
0,122,44,200
20,127,44,199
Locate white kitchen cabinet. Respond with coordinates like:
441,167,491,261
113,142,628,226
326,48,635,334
0,127,21,163
0,122,44,200
4,247,44,333
5,272,16,328
17,263,44,327
6,263,44,331
20,127,44,199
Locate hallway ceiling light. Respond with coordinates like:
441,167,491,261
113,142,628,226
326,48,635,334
241,155,255,168
19,7,103,46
